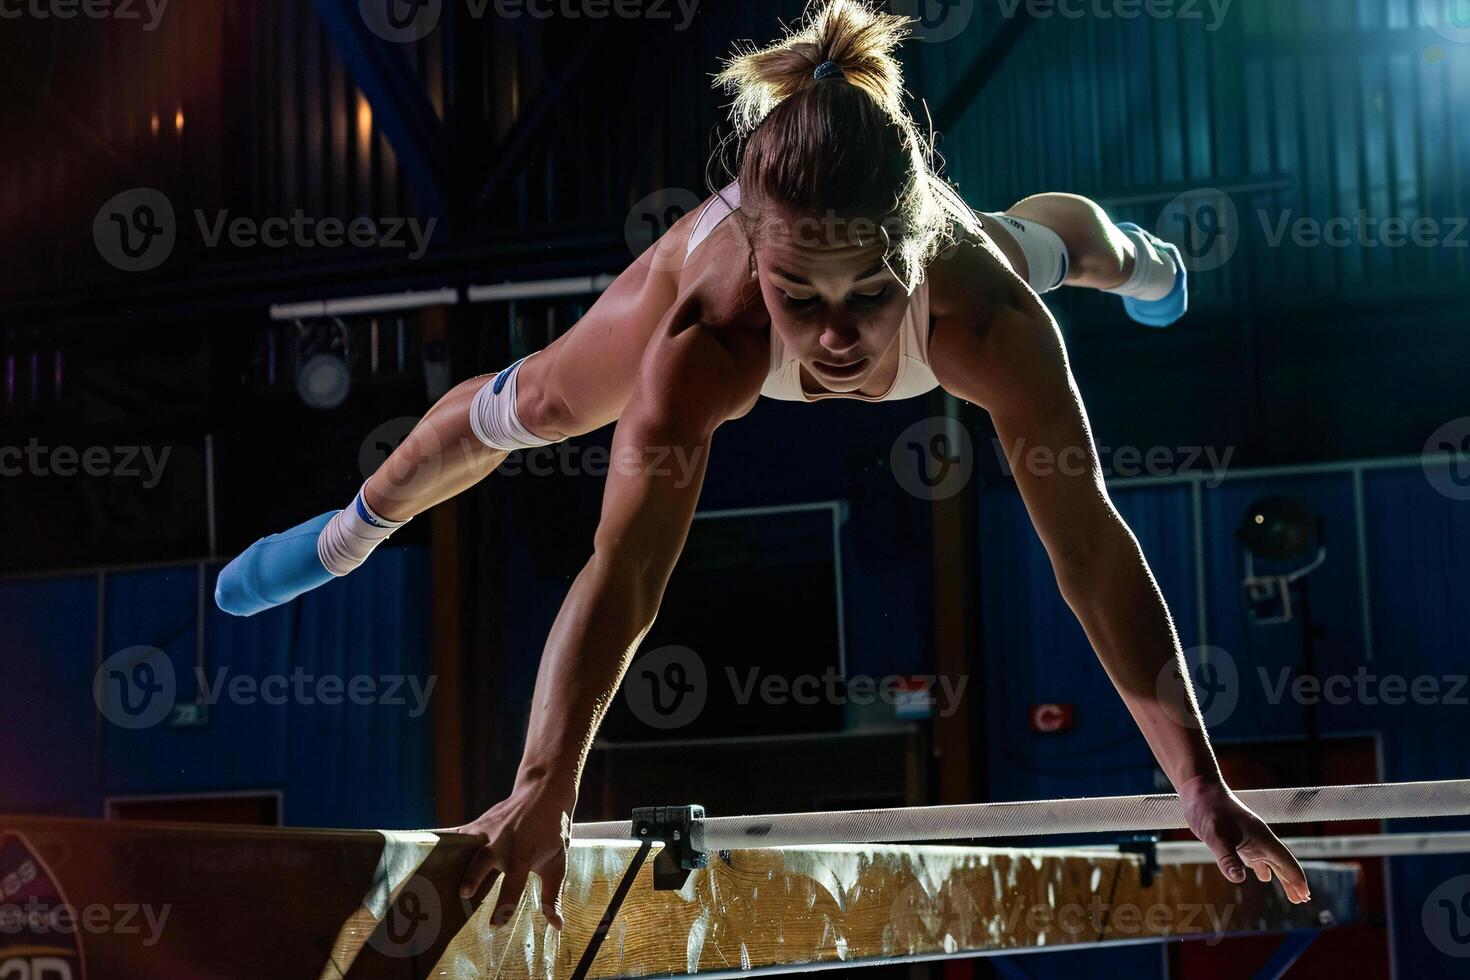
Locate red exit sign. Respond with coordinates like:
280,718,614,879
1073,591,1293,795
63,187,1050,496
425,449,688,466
1029,703,1075,733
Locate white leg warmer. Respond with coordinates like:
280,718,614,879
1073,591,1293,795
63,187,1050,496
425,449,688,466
469,357,562,452
1105,226,1181,302
981,212,1070,294
317,489,408,577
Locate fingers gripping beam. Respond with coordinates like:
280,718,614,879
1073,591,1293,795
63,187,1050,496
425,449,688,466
572,779,1470,850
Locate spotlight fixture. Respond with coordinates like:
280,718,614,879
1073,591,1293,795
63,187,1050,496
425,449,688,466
296,352,351,410
1236,496,1326,625
294,318,353,410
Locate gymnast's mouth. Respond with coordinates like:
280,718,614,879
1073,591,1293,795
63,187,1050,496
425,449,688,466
811,358,869,380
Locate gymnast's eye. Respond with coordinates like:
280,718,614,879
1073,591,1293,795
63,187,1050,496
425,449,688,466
782,292,823,311
849,286,891,307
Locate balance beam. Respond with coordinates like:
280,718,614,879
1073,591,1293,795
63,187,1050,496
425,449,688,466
0,816,1357,979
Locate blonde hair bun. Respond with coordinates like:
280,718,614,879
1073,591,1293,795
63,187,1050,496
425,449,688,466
715,0,913,134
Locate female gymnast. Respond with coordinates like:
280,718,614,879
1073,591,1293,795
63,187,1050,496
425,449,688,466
216,0,1305,927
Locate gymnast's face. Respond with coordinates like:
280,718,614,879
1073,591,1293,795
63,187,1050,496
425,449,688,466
751,210,908,394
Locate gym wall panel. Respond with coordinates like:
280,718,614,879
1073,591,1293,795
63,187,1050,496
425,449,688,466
0,547,435,829
979,461,1470,978
920,0,1469,305
0,575,102,815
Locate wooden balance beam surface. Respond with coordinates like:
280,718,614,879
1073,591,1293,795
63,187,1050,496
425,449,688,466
0,816,1357,979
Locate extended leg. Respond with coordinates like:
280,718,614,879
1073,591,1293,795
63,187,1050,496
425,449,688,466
215,256,676,616
983,193,1188,328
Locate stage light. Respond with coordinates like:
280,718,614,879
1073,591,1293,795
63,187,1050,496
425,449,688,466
296,352,351,410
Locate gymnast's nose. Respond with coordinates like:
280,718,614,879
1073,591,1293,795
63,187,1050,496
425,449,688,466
818,316,862,358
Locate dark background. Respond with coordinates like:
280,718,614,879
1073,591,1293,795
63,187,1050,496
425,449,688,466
1,2,1468,977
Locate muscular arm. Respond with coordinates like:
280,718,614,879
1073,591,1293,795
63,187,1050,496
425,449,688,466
517,302,767,797
456,288,769,924
929,245,1309,902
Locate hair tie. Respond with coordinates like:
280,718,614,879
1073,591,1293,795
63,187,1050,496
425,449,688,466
813,60,845,81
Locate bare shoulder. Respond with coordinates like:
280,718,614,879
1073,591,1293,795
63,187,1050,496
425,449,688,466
630,197,770,421
925,236,1069,409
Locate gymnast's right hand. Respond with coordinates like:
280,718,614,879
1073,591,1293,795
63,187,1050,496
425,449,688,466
455,782,574,930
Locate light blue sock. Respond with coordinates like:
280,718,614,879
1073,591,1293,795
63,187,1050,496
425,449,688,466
1115,222,1188,328
215,511,337,617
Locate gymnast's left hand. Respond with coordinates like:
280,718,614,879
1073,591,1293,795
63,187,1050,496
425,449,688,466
454,783,575,929
1179,775,1311,904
